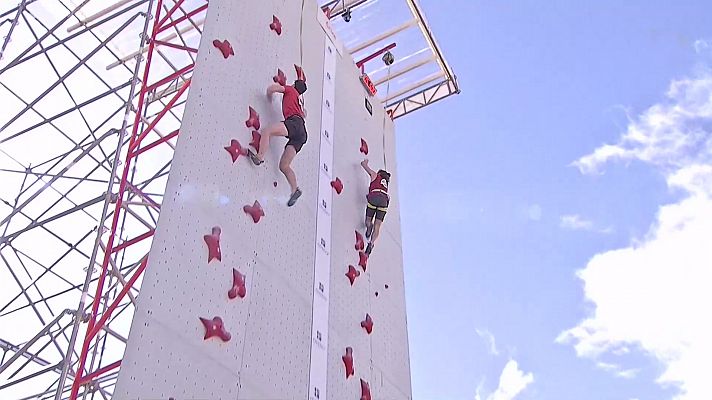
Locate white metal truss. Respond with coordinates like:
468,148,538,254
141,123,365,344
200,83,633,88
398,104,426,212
323,0,460,118
0,0,458,399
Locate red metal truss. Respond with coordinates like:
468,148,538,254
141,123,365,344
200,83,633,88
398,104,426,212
67,1,204,398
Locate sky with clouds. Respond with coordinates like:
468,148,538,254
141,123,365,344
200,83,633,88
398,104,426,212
398,1,712,399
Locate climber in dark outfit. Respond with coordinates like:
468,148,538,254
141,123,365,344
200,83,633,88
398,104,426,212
248,79,308,207
361,159,391,255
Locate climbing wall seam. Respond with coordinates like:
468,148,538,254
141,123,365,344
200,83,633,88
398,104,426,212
307,33,337,400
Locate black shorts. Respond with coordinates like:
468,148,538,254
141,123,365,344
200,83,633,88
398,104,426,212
283,115,307,153
366,192,389,221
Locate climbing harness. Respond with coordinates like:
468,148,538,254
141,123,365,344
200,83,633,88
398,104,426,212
366,203,388,212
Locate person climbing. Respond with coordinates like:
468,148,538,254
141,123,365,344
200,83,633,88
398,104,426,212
361,158,391,255
248,79,308,206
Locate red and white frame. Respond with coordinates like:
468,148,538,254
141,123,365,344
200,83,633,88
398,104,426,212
67,1,207,398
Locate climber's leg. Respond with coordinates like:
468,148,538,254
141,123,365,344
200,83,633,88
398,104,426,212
280,145,298,195
371,219,383,244
365,194,388,255
250,121,288,164
282,147,301,207
365,205,375,239
282,116,307,207
366,218,383,255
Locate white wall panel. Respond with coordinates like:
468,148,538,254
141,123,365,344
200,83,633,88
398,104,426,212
115,1,411,399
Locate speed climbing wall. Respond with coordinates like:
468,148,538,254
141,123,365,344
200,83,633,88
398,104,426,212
114,1,411,399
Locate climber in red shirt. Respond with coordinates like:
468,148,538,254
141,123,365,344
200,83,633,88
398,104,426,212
361,159,391,255
248,79,308,206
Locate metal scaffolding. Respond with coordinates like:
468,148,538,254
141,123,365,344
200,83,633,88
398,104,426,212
0,0,458,399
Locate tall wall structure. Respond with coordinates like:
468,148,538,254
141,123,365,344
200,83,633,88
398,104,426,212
114,1,411,399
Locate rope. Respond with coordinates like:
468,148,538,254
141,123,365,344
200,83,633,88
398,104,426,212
299,0,305,67
298,0,306,112
381,63,392,170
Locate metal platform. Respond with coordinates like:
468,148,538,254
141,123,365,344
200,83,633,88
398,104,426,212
322,0,459,118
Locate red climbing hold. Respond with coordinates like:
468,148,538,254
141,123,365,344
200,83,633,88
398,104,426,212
224,139,247,162
212,39,234,59
331,177,343,194
203,226,222,263
361,313,373,334
321,6,332,18
360,138,369,155
342,347,354,379
355,230,364,251
245,106,260,130
358,251,368,272
273,68,286,86
249,130,261,153
270,15,282,35
228,268,246,299
243,201,264,223
345,265,360,286
360,379,372,400
199,316,231,342
294,64,306,82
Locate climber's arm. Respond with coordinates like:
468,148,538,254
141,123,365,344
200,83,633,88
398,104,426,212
360,159,377,180
266,83,285,97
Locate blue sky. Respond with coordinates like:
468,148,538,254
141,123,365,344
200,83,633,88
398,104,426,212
398,1,712,399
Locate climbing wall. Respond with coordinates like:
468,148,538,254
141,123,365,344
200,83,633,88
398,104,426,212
113,1,411,399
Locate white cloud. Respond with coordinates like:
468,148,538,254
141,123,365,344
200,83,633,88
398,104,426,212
572,143,630,175
475,378,486,400
596,361,639,379
693,39,710,54
560,214,594,230
571,71,712,176
560,68,712,399
617,369,639,379
559,214,613,234
476,328,500,356
481,360,534,400
528,204,542,221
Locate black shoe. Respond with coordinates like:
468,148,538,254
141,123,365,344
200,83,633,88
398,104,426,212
248,149,264,166
365,225,373,240
287,188,302,207
365,242,373,255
